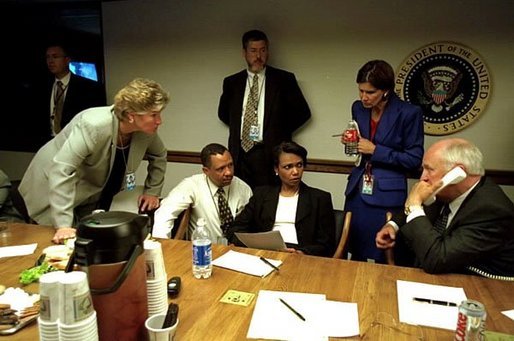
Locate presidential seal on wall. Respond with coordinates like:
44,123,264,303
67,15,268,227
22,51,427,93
394,42,491,135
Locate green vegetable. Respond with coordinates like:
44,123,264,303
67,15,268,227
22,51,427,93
19,262,56,285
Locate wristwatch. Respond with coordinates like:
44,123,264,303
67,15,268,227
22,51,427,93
404,205,423,215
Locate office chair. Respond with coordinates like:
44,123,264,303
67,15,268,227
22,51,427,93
384,211,395,265
172,206,192,240
333,210,352,259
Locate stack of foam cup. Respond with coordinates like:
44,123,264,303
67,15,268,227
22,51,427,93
59,271,98,341
144,239,168,316
38,271,64,341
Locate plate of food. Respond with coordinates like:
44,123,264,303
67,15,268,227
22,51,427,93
0,287,39,335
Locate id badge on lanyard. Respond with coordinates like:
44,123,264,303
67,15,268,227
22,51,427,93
249,123,260,142
361,162,374,195
125,172,136,191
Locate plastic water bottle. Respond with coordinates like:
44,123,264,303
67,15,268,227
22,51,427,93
344,119,359,156
192,218,212,279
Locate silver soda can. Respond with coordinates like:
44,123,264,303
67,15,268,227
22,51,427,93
454,299,486,341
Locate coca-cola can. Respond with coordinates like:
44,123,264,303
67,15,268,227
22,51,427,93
454,299,486,341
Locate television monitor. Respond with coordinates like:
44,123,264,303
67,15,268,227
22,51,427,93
70,61,98,81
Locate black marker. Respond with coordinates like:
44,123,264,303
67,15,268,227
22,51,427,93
279,298,305,321
413,297,457,307
259,256,280,272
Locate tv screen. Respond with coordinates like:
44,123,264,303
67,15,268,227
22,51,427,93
70,61,98,81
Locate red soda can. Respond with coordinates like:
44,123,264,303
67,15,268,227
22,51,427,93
454,299,486,341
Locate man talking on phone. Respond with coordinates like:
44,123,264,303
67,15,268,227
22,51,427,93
376,138,514,279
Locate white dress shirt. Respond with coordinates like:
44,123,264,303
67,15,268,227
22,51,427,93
152,174,252,240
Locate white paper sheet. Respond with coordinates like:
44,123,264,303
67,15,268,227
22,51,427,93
502,309,514,321
212,250,282,277
247,290,359,340
397,280,467,330
0,243,38,258
235,231,287,251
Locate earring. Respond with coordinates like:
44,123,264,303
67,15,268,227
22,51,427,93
275,172,278,176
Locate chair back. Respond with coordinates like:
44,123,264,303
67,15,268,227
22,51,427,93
172,206,192,240
333,210,352,259
384,211,395,265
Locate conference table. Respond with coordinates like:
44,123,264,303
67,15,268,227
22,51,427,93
1,223,513,340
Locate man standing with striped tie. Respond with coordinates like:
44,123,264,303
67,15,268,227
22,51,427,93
44,42,106,140
218,30,311,188
375,138,514,279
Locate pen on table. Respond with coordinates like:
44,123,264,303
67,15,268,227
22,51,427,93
279,298,306,321
331,133,343,137
259,256,280,272
413,297,457,307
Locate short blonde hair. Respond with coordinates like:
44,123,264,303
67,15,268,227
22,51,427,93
112,78,170,120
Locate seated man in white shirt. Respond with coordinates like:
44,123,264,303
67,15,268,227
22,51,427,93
152,143,252,243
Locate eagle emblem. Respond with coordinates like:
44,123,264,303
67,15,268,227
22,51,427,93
418,66,464,113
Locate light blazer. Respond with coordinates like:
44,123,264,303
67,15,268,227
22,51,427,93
227,182,335,257
395,177,514,276
218,66,311,167
19,106,167,228
345,94,424,207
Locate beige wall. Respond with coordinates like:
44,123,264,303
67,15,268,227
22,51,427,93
2,0,513,208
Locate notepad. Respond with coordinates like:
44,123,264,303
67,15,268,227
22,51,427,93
397,280,467,330
247,290,359,340
212,250,282,277
235,231,287,251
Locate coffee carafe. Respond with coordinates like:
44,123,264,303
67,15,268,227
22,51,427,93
72,211,149,341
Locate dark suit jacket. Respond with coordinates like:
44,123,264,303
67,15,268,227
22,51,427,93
345,94,424,207
48,73,106,129
394,177,514,276
218,66,311,173
227,182,335,257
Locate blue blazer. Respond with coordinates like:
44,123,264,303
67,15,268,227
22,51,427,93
345,94,424,207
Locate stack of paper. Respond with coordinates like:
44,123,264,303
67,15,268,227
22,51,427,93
212,250,282,277
397,280,467,330
247,290,359,340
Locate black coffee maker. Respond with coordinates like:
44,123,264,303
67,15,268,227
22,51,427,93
71,211,150,341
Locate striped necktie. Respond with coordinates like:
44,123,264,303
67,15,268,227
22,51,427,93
52,80,65,134
241,74,259,152
217,187,233,234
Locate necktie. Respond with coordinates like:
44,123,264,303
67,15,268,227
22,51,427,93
241,74,259,152
217,187,233,234
53,81,65,134
433,204,451,234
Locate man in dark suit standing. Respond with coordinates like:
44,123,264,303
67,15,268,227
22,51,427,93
218,30,311,188
45,43,106,139
376,138,514,278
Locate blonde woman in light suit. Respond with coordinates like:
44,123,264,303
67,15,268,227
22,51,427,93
19,78,169,244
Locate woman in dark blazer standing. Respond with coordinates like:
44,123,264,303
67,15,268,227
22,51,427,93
227,141,335,257
341,60,424,263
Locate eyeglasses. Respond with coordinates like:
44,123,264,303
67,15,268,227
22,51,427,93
360,312,425,340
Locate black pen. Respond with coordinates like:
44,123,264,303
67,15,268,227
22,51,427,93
279,298,306,321
413,297,457,307
259,256,280,272
332,133,343,137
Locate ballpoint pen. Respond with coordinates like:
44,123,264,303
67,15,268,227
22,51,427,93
413,297,457,307
279,298,305,321
259,256,280,272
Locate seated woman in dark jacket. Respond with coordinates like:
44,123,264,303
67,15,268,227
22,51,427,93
227,141,335,257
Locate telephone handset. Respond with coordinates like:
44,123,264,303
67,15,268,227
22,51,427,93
423,167,467,205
